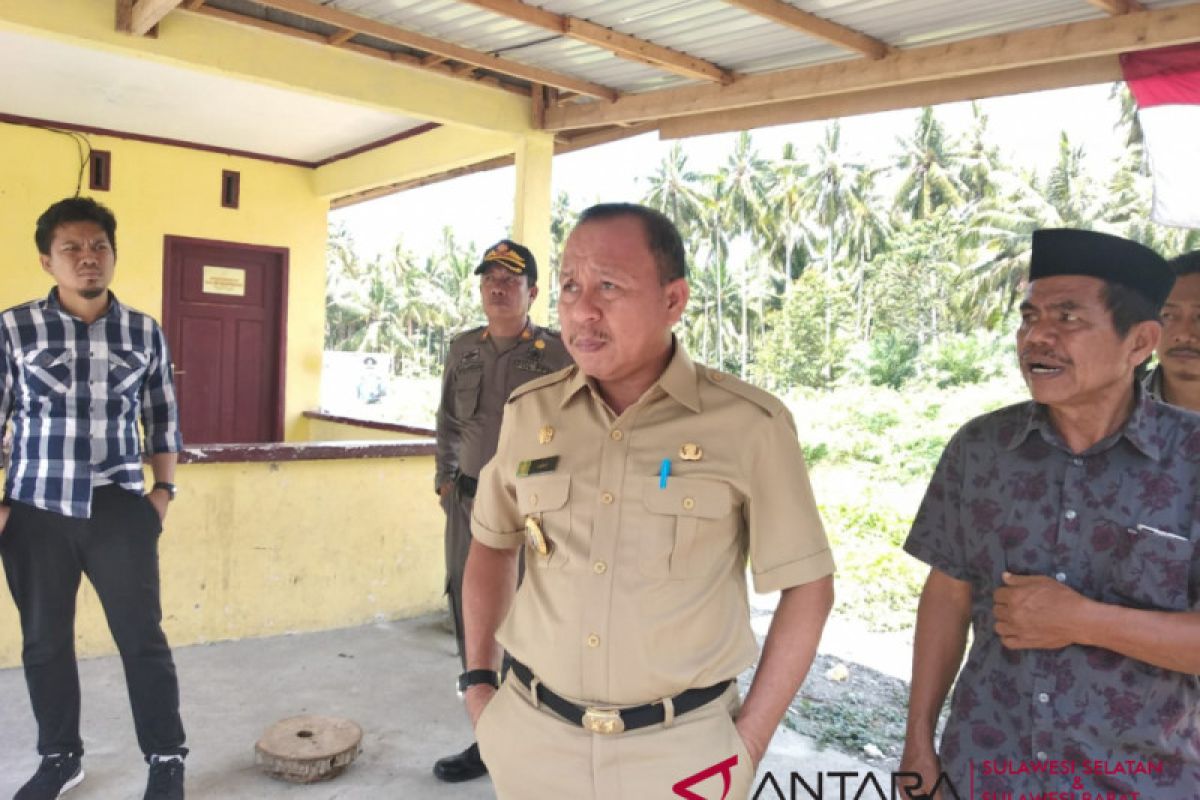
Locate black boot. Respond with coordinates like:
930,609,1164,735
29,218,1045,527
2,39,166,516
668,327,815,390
432,742,487,783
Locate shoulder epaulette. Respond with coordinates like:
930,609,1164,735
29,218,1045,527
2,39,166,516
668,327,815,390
507,365,574,403
701,365,785,417
449,325,487,346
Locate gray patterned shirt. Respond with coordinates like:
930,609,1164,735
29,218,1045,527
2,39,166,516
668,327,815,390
905,389,1200,798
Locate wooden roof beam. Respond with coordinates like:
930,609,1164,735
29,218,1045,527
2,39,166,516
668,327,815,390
456,0,734,84
723,0,890,59
190,5,529,97
545,2,1200,131
117,0,185,36
1087,0,1145,14
184,0,206,9
247,0,619,100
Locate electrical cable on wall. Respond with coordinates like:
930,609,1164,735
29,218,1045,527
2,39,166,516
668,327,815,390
43,127,93,196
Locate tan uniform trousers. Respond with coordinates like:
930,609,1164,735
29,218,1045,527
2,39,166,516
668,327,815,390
476,677,755,800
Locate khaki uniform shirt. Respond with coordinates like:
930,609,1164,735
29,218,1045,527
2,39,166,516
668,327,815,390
435,321,571,488
472,343,834,706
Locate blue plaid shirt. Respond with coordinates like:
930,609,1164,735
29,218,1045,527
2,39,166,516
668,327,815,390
1,290,182,518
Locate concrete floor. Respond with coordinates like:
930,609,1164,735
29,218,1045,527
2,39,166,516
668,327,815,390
0,612,879,799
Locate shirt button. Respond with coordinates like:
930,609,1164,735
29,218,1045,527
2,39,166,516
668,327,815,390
586,634,600,648
1038,692,1050,703
610,429,623,441
1072,458,1083,467
682,497,695,510
1055,572,1067,583
529,494,538,505
1064,509,1077,521
593,561,607,575
600,492,614,504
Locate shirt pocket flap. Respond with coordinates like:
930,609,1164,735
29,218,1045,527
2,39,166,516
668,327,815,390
109,349,149,371
1110,524,1195,611
516,475,571,514
642,477,732,520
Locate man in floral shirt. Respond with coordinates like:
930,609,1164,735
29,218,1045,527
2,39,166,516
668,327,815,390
901,229,1200,799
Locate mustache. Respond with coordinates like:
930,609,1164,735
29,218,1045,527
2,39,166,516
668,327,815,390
568,328,610,345
1019,347,1071,365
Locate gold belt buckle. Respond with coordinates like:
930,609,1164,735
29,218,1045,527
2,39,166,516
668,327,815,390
582,707,625,735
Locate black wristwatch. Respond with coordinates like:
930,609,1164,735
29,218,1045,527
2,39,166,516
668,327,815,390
456,669,500,697
151,482,177,501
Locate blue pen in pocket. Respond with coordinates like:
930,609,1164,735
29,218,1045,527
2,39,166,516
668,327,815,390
659,458,670,489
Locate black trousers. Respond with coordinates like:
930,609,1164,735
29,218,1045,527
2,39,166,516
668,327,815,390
0,485,186,758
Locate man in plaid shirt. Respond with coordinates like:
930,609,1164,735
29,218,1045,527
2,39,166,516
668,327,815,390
0,197,187,800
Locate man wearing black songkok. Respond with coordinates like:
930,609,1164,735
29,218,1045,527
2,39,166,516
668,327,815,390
900,229,1200,799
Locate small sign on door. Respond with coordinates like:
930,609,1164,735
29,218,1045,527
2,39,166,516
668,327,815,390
202,265,246,296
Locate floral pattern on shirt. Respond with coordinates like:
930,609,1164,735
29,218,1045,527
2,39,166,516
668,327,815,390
905,391,1200,798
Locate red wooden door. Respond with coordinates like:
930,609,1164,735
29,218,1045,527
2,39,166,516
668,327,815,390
162,236,288,445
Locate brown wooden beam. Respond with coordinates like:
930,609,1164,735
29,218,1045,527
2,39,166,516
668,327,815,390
247,0,619,100
723,0,890,59
545,2,1200,131
659,56,1121,138
117,0,183,35
327,28,356,46
330,122,656,209
1087,0,1145,14
184,0,206,9
456,0,733,84
191,5,528,96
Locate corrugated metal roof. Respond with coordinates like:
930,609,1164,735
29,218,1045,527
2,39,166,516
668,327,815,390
311,0,1196,95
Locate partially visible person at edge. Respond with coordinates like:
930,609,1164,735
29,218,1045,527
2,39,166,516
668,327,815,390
900,228,1200,799
431,239,571,783
458,202,835,799
1145,250,1200,412
0,197,188,800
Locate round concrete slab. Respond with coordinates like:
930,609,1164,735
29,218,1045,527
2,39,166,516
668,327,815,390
255,714,363,784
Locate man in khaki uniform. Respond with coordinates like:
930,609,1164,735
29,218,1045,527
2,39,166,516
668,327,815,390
1145,251,1200,411
459,203,835,799
433,239,571,782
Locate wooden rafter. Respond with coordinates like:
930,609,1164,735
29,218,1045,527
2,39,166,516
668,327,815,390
544,2,1200,131
327,28,356,46
723,0,890,59
184,0,206,8
116,0,185,36
246,0,619,100
659,56,1121,139
456,0,734,84
1087,0,1145,14
188,5,529,97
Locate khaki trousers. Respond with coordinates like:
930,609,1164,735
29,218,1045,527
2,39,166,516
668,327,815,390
476,676,755,800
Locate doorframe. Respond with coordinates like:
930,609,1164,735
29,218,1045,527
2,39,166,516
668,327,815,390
161,235,290,443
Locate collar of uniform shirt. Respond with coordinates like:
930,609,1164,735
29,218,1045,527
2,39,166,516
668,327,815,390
558,338,702,414
1003,384,1163,461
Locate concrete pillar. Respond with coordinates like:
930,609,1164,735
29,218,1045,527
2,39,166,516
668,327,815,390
511,133,555,324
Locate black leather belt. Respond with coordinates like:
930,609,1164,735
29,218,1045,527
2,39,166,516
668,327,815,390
456,473,478,499
509,659,731,735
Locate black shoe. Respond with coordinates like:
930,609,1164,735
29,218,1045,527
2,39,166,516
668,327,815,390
432,742,487,783
143,755,185,800
14,753,84,800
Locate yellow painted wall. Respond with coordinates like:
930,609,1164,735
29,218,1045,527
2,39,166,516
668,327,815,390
0,120,327,439
304,417,434,442
0,456,445,667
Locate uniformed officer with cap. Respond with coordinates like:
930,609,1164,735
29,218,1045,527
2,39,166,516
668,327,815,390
1145,250,1200,411
459,203,835,799
432,238,571,782
902,229,1200,799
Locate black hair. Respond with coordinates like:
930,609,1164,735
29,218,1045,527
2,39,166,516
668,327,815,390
576,202,687,284
35,196,117,256
1168,251,1200,278
1102,280,1160,338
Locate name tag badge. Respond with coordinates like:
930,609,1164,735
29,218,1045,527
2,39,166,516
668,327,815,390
517,456,559,477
